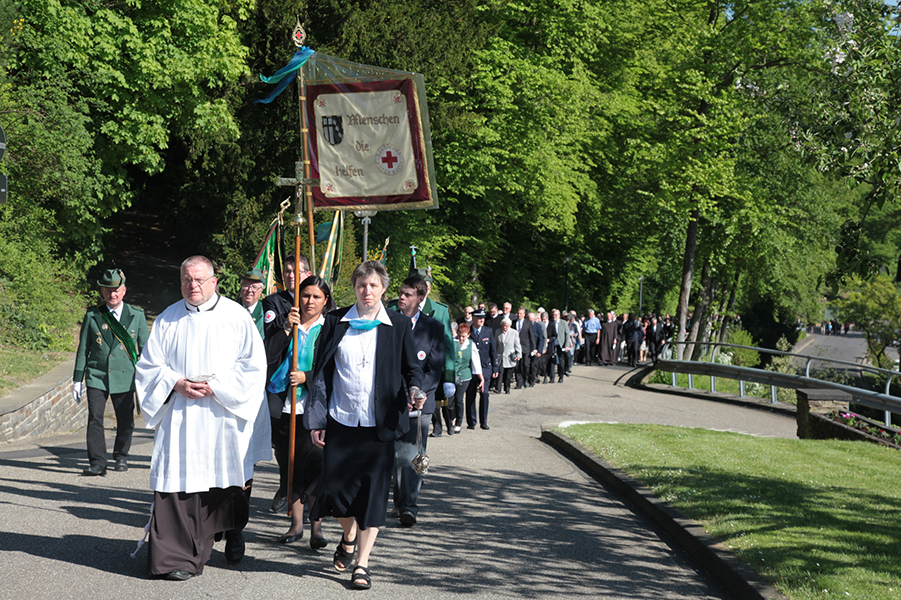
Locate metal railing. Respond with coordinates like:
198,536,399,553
656,341,901,426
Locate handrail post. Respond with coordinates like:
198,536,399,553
739,380,745,397
805,358,812,378
770,385,777,403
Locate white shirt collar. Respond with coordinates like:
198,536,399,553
187,293,219,312
106,304,123,320
341,302,393,326
300,313,325,332
244,301,258,313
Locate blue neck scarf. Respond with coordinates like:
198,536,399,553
349,318,381,331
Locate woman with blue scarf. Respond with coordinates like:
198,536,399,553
267,276,333,548
306,261,424,590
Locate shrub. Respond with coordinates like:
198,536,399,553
0,216,85,351
726,326,760,368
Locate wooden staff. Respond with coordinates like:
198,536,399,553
286,55,317,518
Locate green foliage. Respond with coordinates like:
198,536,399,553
726,326,760,368
835,274,901,370
0,207,86,350
766,335,799,403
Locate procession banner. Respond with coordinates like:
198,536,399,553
301,53,438,212
253,217,284,294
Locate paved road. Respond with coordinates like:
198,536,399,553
0,364,796,600
793,331,899,386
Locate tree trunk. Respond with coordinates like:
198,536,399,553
691,270,717,361
717,271,740,344
675,208,700,360
687,262,713,361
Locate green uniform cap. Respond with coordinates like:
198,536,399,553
97,268,126,288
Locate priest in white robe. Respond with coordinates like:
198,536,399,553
135,255,267,581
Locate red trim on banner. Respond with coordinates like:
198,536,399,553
306,78,432,209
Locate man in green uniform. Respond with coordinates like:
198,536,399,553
73,268,149,475
237,268,265,339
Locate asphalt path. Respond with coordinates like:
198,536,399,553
0,363,797,600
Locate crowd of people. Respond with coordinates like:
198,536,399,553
70,253,677,589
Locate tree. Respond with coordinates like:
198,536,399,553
836,275,901,369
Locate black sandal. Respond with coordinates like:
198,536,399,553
333,535,357,572
351,565,371,590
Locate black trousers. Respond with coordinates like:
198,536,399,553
498,365,515,392
516,354,531,387
465,376,489,427
530,353,545,382
550,348,566,381
584,334,598,365
627,339,641,366
86,387,134,469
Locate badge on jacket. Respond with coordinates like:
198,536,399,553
417,350,426,361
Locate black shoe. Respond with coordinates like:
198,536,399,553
514,384,523,390
467,425,475,430
310,534,328,550
113,458,128,472
163,570,196,581
505,389,510,394
429,432,442,438
399,511,417,527
446,428,455,435
224,530,245,564
279,531,303,544
480,425,490,430
270,490,288,513
82,464,106,476
558,379,564,383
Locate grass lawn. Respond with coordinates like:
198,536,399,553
0,345,70,397
561,423,901,600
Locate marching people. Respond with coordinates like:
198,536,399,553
529,311,546,385
73,268,149,476
135,255,267,580
225,267,274,563
582,309,600,365
548,309,570,383
238,268,266,338
514,307,535,388
390,274,445,526
305,261,424,590
448,322,483,432
495,317,521,393
466,309,497,429
267,275,334,548
261,254,312,513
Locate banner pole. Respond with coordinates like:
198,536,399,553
299,69,317,273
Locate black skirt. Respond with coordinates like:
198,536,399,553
311,417,394,529
275,413,324,497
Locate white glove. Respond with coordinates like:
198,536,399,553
443,382,456,398
73,381,83,403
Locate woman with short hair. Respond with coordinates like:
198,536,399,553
306,261,423,590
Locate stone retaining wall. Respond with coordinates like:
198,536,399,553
0,357,85,443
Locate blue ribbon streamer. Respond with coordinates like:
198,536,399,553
254,46,315,105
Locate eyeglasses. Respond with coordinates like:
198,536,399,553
182,275,215,287
240,283,263,291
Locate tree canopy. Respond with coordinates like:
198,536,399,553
1,0,898,351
